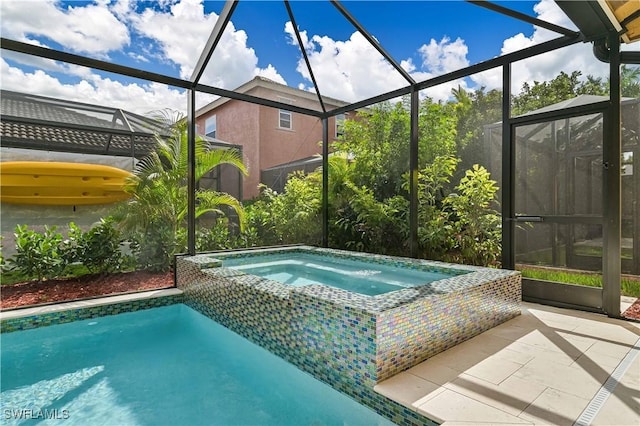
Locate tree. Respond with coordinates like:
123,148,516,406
114,112,248,271
334,98,458,201
453,86,502,180
334,102,410,200
621,65,640,98
512,71,607,116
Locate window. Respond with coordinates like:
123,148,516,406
279,109,292,130
335,113,345,137
205,115,217,138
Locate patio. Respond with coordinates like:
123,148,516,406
376,302,640,425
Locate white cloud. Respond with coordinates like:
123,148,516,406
256,64,286,85
471,0,607,93
1,58,188,115
0,0,129,56
415,37,471,101
284,23,410,102
1,0,286,116
128,0,285,88
284,21,314,51
419,37,469,75
285,22,472,103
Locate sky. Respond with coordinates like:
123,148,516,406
0,0,615,115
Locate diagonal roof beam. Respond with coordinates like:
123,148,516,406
284,0,326,113
190,0,238,84
330,0,415,85
467,1,579,37
1,38,191,89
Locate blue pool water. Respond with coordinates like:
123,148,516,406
0,304,394,426
224,252,460,296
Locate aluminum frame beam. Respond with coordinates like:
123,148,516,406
330,0,415,85
0,115,156,138
1,38,191,90
195,83,324,117
285,0,327,113
501,64,514,269
409,88,419,257
467,1,579,37
322,118,329,247
190,1,238,84
603,31,622,317
187,90,197,256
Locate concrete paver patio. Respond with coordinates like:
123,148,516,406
375,302,640,425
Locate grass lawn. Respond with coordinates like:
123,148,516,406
519,266,640,298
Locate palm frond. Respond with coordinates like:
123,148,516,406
192,191,246,231
195,148,248,181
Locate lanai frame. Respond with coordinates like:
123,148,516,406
2,0,638,317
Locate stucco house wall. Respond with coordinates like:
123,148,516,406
196,77,351,200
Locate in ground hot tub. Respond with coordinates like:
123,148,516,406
223,252,466,296
177,246,521,391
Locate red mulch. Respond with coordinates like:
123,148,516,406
622,298,640,320
0,271,174,310
4,270,639,321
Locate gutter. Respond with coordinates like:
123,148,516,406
593,38,640,64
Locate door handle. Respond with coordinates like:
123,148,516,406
514,216,544,222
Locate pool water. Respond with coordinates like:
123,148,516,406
224,252,459,296
0,304,394,426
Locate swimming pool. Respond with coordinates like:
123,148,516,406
0,304,394,426
224,252,461,296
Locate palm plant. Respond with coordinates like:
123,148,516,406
114,111,248,271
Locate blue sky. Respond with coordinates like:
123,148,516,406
0,0,610,113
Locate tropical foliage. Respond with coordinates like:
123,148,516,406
4,220,129,282
113,112,248,271
4,67,639,281
244,96,502,264
243,66,640,267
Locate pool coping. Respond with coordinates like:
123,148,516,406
0,288,183,321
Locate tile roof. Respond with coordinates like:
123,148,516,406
1,90,162,158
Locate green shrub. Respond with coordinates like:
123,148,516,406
9,225,68,282
333,183,408,255
195,218,259,252
413,158,501,266
127,220,178,273
246,176,322,246
66,218,125,274
444,164,501,266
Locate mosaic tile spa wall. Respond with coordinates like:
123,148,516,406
376,275,522,380
176,246,521,388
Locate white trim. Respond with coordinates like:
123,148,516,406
279,109,292,130
205,114,217,138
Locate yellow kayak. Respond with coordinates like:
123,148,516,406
0,161,133,206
